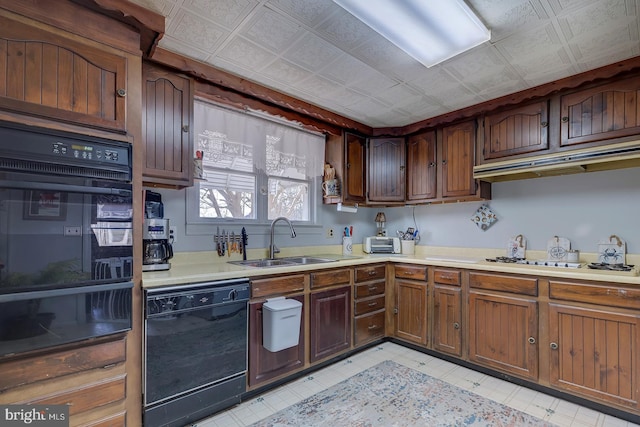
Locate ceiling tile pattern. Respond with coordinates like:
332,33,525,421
132,0,640,127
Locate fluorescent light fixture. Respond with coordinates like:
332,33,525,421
333,0,490,67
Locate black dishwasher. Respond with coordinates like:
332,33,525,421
144,279,250,427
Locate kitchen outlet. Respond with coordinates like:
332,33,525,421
169,226,176,243
326,228,334,238
64,226,82,236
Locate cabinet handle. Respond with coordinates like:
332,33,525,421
116,88,127,97
182,125,189,133
550,342,559,350
346,163,351,169
368,302,378,307
429,162,436,167
453,322,460,330
368,324,380,330
368,285,378,291
528,336,536,344
561,116,569,123
400,165,405,171
540,121,548,127
368,271,377,276
442,159,447,165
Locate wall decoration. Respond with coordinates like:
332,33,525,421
23,190,67,220
471,204,497,231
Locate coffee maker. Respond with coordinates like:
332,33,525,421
143,218,173,271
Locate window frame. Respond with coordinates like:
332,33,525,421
185,99,324,235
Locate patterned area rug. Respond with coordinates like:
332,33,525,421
250,360,556,426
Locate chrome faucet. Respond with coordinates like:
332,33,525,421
269,217,296,259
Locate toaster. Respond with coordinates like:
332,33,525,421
363,236,401,254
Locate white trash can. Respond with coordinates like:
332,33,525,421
263,297,302,352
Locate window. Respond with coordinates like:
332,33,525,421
187,100,325,225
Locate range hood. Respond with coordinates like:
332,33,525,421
473,140,640,182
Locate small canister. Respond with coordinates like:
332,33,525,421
566,250,579,262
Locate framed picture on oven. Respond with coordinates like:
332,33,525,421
23,190,67,221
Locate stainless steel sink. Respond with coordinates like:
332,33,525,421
229,256,336,268
281,256,337,264
229,258,296,268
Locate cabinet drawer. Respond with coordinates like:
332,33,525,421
469,272,537,296
355,281,385,298
252,275,305,298
0,337,126,392
310,268,351,289
354,310,385,346
354,265,386,282
549,280,640,309
395,264,427,281
434,269,461,286
354,295,385,316
28,375,126,415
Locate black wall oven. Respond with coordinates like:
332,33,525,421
0,122,133,357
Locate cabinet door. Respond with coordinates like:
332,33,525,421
469,291,538,380
248,297,304,387
483,101,549,160
310,286,351,362
549,303,638,408
433,285,462,357
395,279,428,345
368,137,405,202
142,63,193,187
406,131,437,201
343,132,366,204
441,120,476,198
560,76,640,147
0,15,127,132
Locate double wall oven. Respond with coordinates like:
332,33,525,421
0,122,133,357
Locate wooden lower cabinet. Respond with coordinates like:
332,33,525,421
394,279,428,345
248,295,305,387
548,303,639,409
432,269,462,357
310,286,352,362
0,336,127,426
433,285,462,357
469,291,538,380
354,291,385,346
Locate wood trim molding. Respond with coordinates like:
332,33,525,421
70,0,165,56
376,55,640,137
150,48,373,136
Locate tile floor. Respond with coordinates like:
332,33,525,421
194,343,639,427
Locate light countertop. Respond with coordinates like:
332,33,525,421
142,246,640,289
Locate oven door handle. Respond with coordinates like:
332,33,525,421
0,180,131,196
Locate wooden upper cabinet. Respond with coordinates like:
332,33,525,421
560,75,640,147
142,62,194,187
367,137,405,202
0,15,127,132
343,132,366,204
406,131,437,201
441,120,476,198
483,101,549,160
